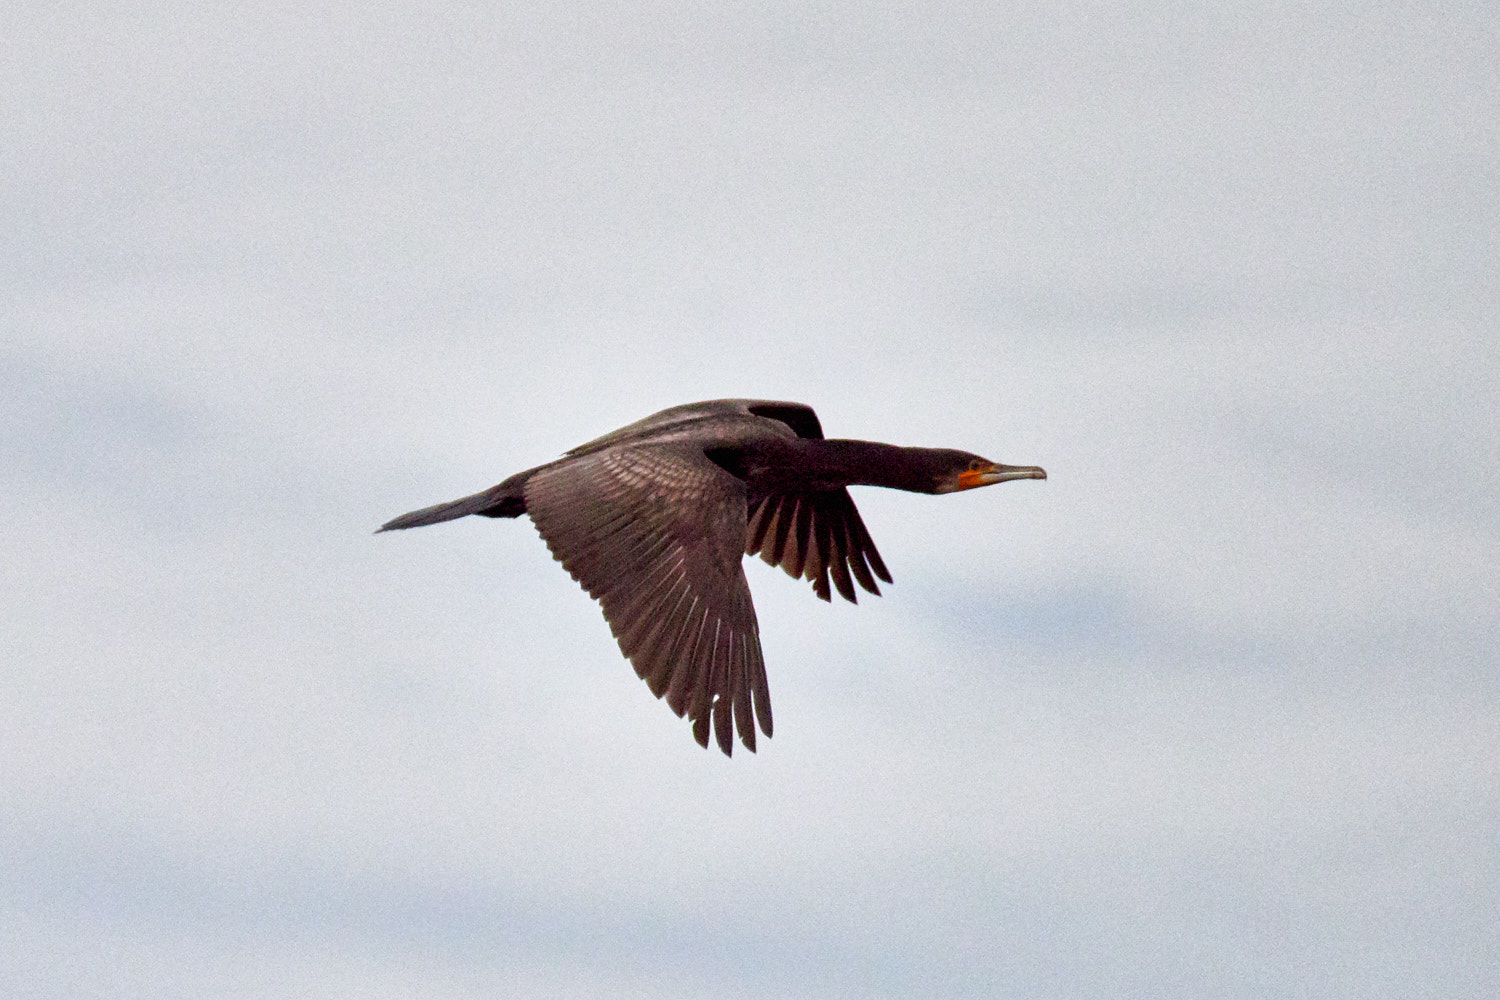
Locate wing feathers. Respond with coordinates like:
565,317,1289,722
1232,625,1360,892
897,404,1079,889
745,488,891,603
729,631,754,751
524,447,768,755
750,640,773,737
515,443,891,755
827,514,856,602
746,497,774,555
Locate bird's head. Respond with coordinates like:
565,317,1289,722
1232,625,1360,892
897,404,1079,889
928,450,1047,494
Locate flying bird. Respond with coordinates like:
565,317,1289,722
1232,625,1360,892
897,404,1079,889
379,399,1045,755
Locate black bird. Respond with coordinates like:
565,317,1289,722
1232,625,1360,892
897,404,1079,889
380,399,1045,755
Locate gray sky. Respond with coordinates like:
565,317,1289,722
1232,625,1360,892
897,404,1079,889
4,3,1498,997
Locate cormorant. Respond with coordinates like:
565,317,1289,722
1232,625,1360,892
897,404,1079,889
380,399,1045,755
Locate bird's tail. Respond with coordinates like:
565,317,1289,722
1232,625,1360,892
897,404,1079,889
377,471,530,532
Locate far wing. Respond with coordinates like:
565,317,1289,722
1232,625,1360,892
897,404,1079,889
524,444,771,755
746,489,893,603
743,401,824,440
567,399,824,457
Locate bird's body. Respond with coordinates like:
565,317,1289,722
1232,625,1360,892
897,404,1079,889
380,399,1044,755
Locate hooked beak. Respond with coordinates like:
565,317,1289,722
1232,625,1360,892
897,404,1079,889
956,463,1047,490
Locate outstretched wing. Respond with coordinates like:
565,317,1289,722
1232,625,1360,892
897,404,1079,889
523,444,771,755
746,489,893,603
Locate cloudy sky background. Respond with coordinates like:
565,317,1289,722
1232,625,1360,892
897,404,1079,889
4,3,1498,997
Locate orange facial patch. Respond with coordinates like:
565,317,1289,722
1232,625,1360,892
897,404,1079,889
956,467,991,491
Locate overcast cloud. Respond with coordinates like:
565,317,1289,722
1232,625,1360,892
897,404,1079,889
4,3,1498,998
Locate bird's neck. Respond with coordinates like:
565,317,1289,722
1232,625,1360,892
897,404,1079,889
795,439,938,493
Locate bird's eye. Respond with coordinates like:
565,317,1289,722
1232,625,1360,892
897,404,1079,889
969,458,985,471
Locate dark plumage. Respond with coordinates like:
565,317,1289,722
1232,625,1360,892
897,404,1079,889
379,399,1045,755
